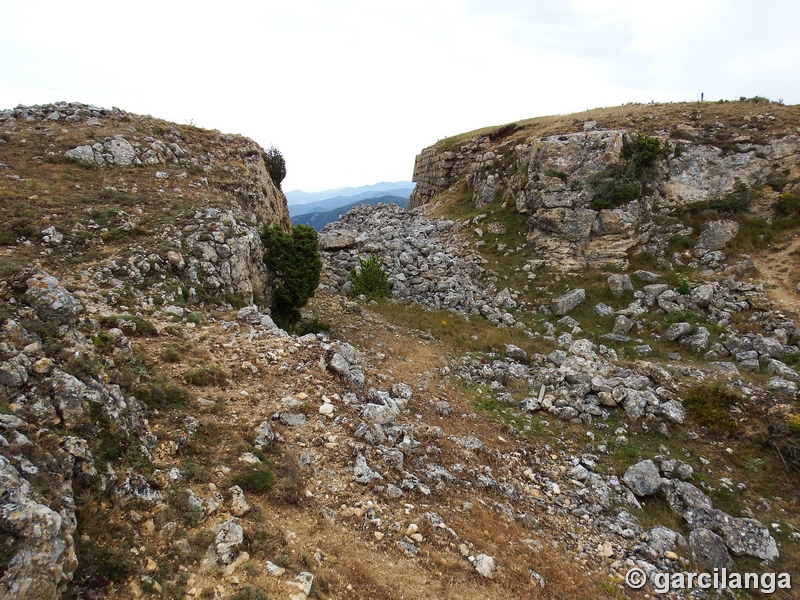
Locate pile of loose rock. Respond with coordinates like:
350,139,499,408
319,203,522,325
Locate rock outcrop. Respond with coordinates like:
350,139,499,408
0,102,291,308
409,102,800,269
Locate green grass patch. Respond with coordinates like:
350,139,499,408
682,383,741,437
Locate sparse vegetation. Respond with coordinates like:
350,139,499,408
682,383,741,437
183,363,229,387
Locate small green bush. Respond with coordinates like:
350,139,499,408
231,584,270,600
161,344,182,363
98,315,158,337
774,192,800,217
544,170,568,183
140,375,189,408
261,224,322,327
349,255,391,301
769,412,800,472
676,274,690,295
182,460,208,483
233,462,275,493
590,135,663,210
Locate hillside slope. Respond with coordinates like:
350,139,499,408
1,101,799,600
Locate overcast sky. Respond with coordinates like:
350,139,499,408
2,0,798,192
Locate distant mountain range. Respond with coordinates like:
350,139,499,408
286,181,415,216
291,195,408,231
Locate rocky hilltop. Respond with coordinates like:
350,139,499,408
0,102,290,309
1,101,799,600
410,100,800,270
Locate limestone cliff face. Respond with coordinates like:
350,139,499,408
410,103,800,269
0,102,291,308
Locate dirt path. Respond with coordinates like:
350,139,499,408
754,233,800,316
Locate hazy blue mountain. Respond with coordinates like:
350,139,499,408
292,196,408,231
286,181,414,209
289,187,414,217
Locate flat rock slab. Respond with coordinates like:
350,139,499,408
551,289,585,315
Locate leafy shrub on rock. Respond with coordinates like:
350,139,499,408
261,224,322,327
349,255,391,301
590,134,663,210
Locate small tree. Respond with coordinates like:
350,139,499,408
349,255,391,301
261,224,321,327
263,145,286,189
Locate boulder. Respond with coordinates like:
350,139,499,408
716,515,779,561
690,529,733,570
474,554,496,579
0,456,78,599
25,272,82,325
254,421,275,448
612,315,634,335
662,480,713,517
623,460,662,496
663,322,692,341
319,230,357,250
594,303,615,317
678,327,710,353
352,454,383,485
505,344,527,361
696,220,739,250
207,519,244,565
647,526,685,556
551,289,585,316
607,274,633,297
659,400,686,424
690,284,714,308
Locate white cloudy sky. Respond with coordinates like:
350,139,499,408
2,0,798,192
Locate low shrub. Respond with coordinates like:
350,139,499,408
349,255,391,301
683,383,741,437
676,274,690,295
140,374,189,408
98,315,158,337
184,363,228,387
590,134,663,210
774,192,800,218
232,462,275,493
231,585,270,600
161,344,182,363
708,182,759,214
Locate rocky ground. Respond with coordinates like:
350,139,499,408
1,102,799,600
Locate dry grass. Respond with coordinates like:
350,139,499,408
434,98,800,150
0,111,262,275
